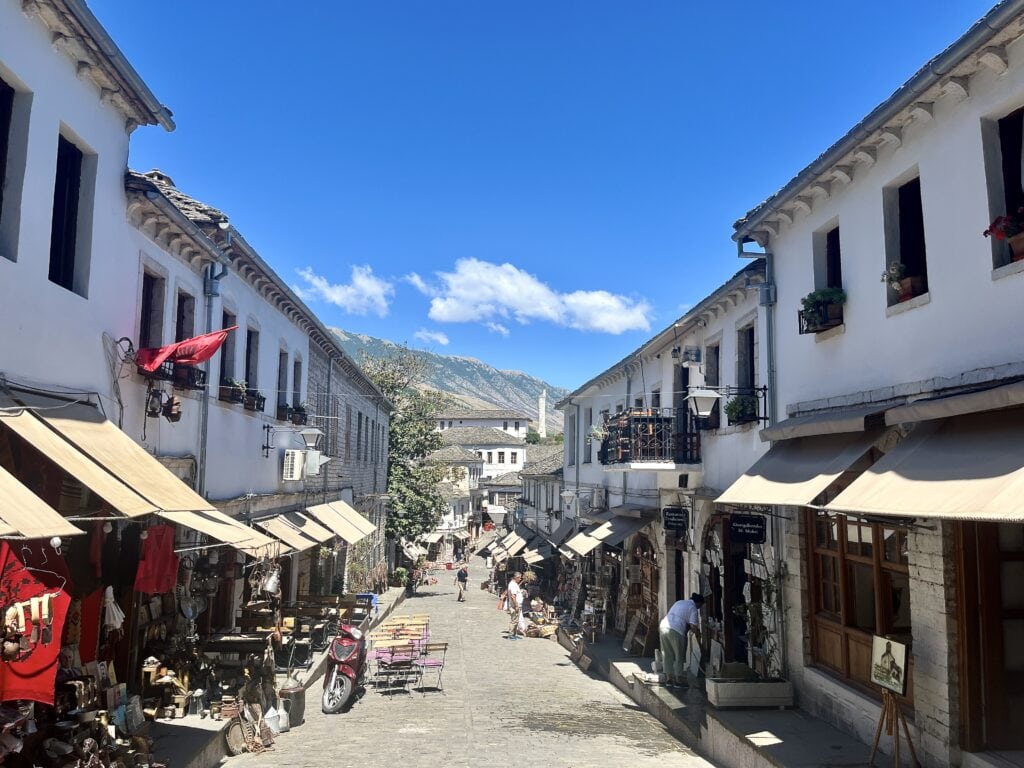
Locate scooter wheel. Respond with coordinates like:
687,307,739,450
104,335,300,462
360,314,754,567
321,671,353,714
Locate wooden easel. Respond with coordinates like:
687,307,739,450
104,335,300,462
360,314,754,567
869,689,920,767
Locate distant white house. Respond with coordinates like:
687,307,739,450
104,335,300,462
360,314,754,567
439,426,525,479
436,408,530,440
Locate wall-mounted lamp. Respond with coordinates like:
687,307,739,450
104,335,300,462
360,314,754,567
262,425,325,458
685,388,722,418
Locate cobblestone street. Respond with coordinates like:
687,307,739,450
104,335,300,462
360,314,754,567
233,558,714,768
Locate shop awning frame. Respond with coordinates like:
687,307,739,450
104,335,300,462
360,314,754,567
304,501,374,545
826,409,1024,521
759,404,888,442
563,514,651,557
0,465,84,539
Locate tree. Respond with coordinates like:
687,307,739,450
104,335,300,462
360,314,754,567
360,347,449,541
527,427,563,445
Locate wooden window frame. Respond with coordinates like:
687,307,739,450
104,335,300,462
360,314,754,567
805,508,913,704
48,135,83,292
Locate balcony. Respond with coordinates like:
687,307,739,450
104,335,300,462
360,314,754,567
798,290,845,335
597,407,701,470
138,361,207,390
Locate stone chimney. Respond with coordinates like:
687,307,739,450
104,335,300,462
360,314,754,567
538,390,547,438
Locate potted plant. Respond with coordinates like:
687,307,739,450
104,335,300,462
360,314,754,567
983,208,1024,262
724,395,758,425
589,423,609,442
799,287,846,332
276,403,294,422
390,567,408,587
219,378,247,404
880,262,924,303
243,389,266,412
291,404,309,426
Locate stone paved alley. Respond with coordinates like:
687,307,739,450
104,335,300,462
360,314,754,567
232,557,714,768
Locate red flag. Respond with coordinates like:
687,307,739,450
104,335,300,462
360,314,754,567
136,326,238,373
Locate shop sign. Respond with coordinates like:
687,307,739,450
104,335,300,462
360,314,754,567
729,513,766,544
662,505,689,532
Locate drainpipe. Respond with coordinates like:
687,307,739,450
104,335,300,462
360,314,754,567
322,353,333,504
196,231,231,498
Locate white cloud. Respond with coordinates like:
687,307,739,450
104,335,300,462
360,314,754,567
420,258,651,335
296,265,394,317
413,328,449,346
485,322,510,337
403,272,434,296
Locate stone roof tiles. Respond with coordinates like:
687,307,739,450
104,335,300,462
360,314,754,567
439,426,524,447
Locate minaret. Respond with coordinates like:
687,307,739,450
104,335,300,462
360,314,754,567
538,390,547,438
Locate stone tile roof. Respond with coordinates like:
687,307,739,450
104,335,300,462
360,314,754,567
438,481,468,502
134,170,225,224
439,427,524,447
437,408,532,421
426,445,483,464
483,471,522,488
522,445,564,477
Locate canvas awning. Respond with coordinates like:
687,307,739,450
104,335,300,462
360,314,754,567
0,465,84,539
422,531,444,545
522,544,553,564
255,515,319,554
563,514,651,558
885,381,1024,426
0,393,276,555
545,519,576,548
304,502,373,544
453,530,470,540
826,409,1024,521
281,511,333,543
715,430,885,508
759,404,889,442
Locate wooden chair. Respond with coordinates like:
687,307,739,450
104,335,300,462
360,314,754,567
374,641,418,694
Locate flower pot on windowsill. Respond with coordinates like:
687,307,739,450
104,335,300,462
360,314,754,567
896,276,925,303
1008,232,1024,261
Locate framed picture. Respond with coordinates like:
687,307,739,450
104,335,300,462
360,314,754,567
871,635,908,695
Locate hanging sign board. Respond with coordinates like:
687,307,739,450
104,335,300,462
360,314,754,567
729,513,766,544
662,505,689,532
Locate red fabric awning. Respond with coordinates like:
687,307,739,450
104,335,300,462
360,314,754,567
136,326,237,373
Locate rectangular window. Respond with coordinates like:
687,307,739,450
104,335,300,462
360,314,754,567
356,413,363,462
737,326,755,390
277,351,288,407
220,311,236,383
345,406,352,461
566,413,577,465
244,328,259,388
514,421,520,431
503,421,509,431
807,510,913,698
175,290,195,342
48,136,83,293
511,451,518,465
139,272,164,349
583,407,593,464
439,421,445,430
825,226,843,289
984,106,1024,268
486,451,493,464
292,360,302,408
0,77,13,240
498,452,505,464
651,389,661,409
884,175,929,304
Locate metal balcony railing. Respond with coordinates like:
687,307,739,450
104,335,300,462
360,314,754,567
597,407,701,466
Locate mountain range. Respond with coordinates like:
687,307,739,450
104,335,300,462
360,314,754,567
330,328,567,432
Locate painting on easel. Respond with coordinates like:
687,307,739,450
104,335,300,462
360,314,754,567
870,636,907,696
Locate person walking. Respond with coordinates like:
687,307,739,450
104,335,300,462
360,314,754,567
659,592,704,687
454,565,469,602
500,572,525,639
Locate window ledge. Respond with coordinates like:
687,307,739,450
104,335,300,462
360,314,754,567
885,291,930,317
992,259,1024,281
814,323,846,343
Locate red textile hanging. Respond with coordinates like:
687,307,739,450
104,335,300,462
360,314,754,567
0,541,70,705
134,525,179,595
135,326,238,373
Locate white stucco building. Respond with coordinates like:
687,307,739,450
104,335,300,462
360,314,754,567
439,426,525,479
436,408,531,440
722,5,1024,765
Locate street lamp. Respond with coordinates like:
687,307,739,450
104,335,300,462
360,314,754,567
685,388,722,418
298,428,324,449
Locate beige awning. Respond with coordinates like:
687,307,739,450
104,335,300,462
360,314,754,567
0,394,276,554
826,409,1024,521
563,514,651,557
453,530,470,540
522,545,553,564
760,404,888,442
422,531,444,544
885,381,1024,426
545,519,576,547
304,502,372,544
716,430,884,508
282,511,333,543
255,515,319,553
0,465,84,539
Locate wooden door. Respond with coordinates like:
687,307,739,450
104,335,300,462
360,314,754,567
959,522,1024,750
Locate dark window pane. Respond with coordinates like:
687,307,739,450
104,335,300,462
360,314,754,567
883,528,908,565
826,226,842,289
815,513,839,550
1000,106,1024,214
898,177,928,289
846,562,876,632
884,570,912,634
818,554,839,614
48,136,83,291
846,518,873,559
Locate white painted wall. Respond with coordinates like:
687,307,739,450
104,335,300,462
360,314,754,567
465,443,523,479
766,45,1024,417
0,2,142,397
438,416,529,440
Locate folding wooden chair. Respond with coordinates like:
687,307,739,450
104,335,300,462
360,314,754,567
413,642,448,695
376,642,417,695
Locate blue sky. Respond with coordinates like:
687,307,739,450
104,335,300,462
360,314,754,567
94,0,993,389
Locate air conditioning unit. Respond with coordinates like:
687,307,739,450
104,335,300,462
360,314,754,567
304,449,332,477
282,450,304,481
681,346,702,367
